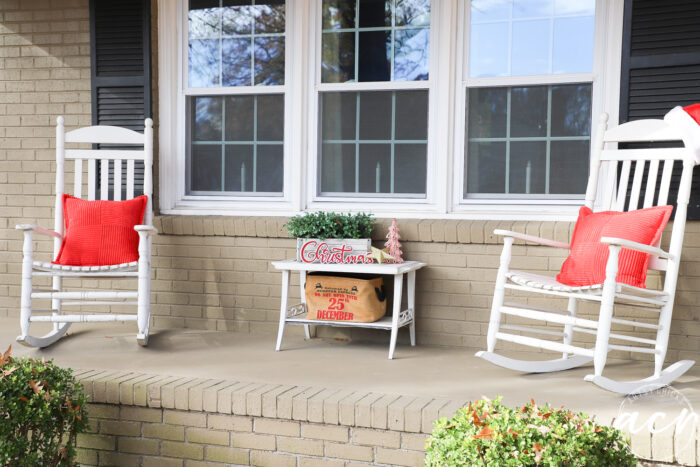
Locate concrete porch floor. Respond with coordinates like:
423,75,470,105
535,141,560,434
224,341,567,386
3,316,699,425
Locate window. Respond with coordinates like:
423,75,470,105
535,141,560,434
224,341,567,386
159,0,621,218
314,0,432,199
462,0,596,201
186,0,286,196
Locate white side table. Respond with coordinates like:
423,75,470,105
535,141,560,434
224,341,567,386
271,260,427,359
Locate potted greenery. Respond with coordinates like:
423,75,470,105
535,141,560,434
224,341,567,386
284,211,374,263
425,397,636,466
0,346,89,466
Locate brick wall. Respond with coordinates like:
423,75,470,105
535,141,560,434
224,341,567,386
0,0,699,363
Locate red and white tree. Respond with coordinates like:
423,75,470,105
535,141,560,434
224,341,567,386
384,218,404,263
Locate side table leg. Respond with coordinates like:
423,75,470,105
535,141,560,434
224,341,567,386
408,270,416,347
388,273,403,360
299,270,313,339
275,270,290,351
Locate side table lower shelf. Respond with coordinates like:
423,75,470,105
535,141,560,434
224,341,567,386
271,260,426,359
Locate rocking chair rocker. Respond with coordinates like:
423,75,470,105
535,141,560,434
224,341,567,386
16,117,156,348
477,109,699,395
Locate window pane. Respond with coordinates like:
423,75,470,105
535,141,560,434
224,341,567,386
321,143,356,192
395,144,427,193
222,38,252,86
467,88,507,138
359,0,391,27
396,0,430,26
510,86,547,137
254,0,285,33
188,0,284,87
469,0,594,77
551,84,591,136
323,0,355,29
549,140,589,194
465,85,591,197
552,16,595,73
254,36,285,85
358,30,391,82
394,28,430,81
321,93,357,141
511,20,549,76
322,32,355,83
321,0,430,82
395,91,428,140
222,1,252,35
319,90,428,196
189,94,284,194
466,142,506,194
509,141,546,194
189,39,220,87
193,97,222,141
469,22,509,78
192,145,222,191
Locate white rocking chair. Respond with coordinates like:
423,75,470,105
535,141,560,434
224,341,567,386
16,117,156,348
477,110,698,395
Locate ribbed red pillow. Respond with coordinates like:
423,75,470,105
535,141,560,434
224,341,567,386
557,205,673,288
53,194,147,266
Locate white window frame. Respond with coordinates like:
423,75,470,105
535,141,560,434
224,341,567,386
158,0,624,220
451,0,625,220
304,0,447,216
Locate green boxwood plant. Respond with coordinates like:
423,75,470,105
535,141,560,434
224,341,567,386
284,211,373,239
425,397,636,467
0,346,89,466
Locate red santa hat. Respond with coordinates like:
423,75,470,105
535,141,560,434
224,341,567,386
664,104,700,164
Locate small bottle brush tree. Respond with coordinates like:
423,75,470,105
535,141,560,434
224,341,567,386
384,218,403,263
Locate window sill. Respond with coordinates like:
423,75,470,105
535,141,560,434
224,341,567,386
153,215,576,245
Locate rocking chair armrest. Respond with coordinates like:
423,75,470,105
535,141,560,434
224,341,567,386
600,237,674,260
15,224,63,240
493,229,570,249
134,225,158,236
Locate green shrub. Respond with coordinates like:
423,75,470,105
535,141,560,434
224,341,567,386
425,397,636,467
284,211,374,239
0,346,89,466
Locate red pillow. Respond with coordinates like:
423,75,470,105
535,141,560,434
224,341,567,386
557,205,672,288
53,195,148,266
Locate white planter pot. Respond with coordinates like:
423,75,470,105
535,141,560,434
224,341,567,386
296,238,372,264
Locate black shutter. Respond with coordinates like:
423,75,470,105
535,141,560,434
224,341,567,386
89,0,151,198
619,0,700,218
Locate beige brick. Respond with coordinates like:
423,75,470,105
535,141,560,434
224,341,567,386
120,406,162,423
75,448,97,465
231,432,276,450
99,420,141,437
77,433,115,451
299,458,345,467
277,436,323,456
301,423,349,443
254,418,300,437
118,437,160,455
161,441,204,460
401,433,429,451
375,447,425,467
325,442,374,462
163,410,207,428
143,423,186,441
187,427,230,446
352,428,401,448
143,457,183,467
97,451,140,466
208,413,253,432
204,445,250,464
250,450,296,467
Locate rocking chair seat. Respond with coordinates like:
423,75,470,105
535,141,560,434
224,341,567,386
506,270,669,301
32,260,139,273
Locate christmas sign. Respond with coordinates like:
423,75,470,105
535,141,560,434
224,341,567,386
297,238,372,264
